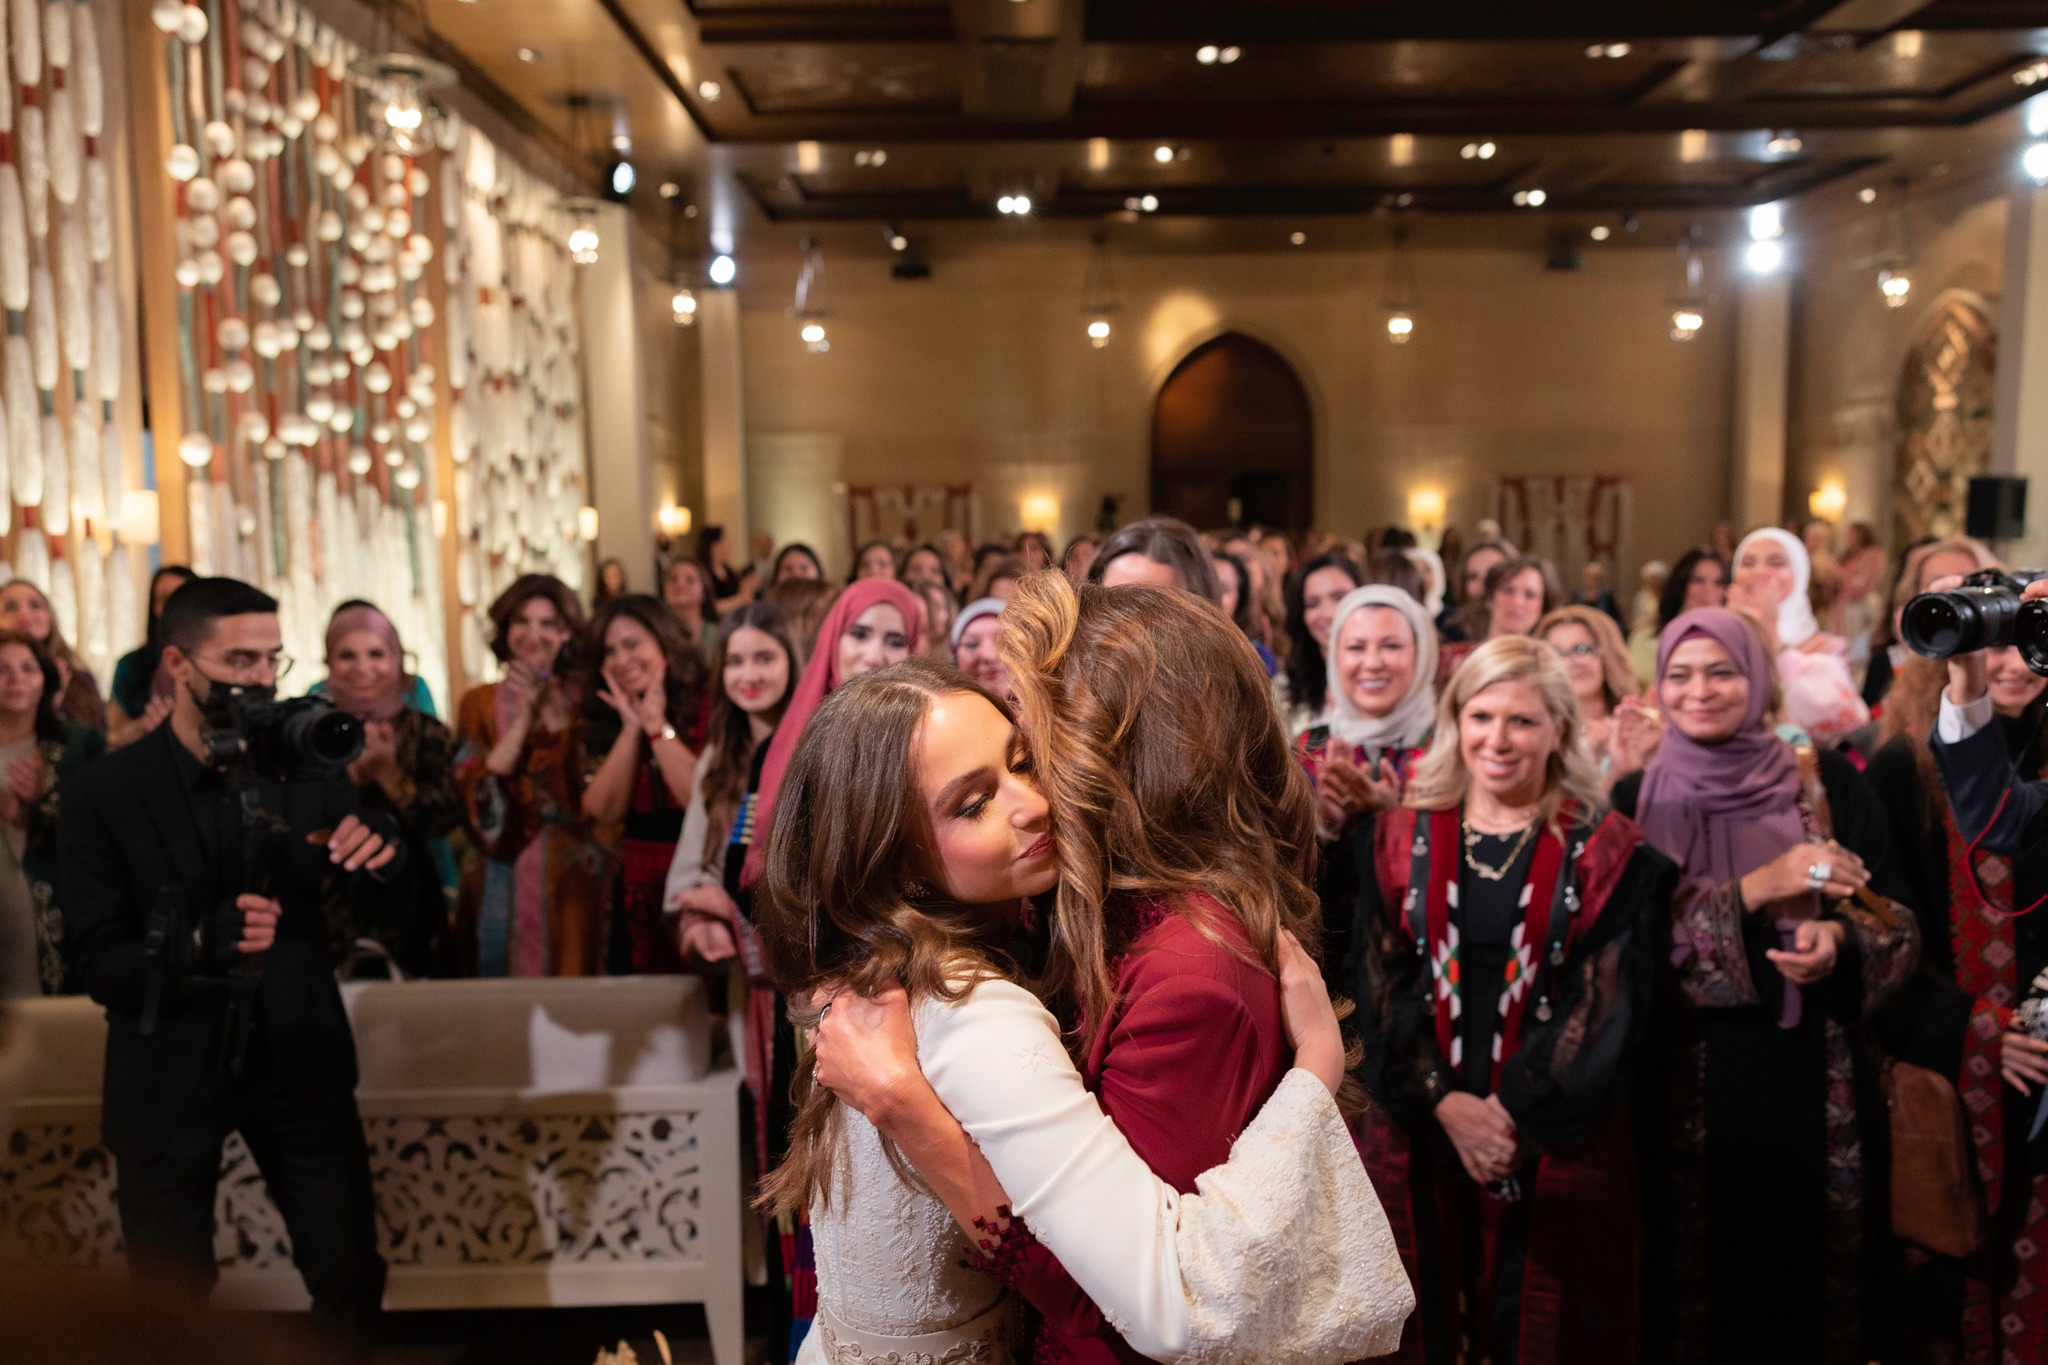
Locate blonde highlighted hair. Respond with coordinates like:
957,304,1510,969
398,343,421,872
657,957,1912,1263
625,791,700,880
1406,635,1606,829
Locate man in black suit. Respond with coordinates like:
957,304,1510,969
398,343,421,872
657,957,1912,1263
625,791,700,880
61,578,400,1359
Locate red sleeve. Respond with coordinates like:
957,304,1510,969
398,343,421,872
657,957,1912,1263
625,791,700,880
976,948,1281,1358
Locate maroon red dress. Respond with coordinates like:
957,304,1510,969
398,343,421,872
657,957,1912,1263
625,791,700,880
976,893,1291,1362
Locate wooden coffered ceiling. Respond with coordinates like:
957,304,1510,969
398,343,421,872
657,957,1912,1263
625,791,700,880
383,0,2048,249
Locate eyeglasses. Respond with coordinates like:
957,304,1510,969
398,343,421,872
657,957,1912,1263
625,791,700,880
196,649,294,680
1554,642,1601,658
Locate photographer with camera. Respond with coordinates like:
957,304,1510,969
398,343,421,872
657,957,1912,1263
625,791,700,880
1897,564,2048,1360
59,579,402,1360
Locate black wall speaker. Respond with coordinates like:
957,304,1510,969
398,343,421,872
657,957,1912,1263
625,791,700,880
1966,476,2028,541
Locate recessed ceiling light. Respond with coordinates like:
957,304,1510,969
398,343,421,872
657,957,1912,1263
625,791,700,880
1767,130,1803,155
515,46,540,63
1460,141,1496,160
1590,225,1610,241
1512,188,1547,207
659,181,681,199
698,80,722,101
1220,46,1240,64
1196,45,1219,65
1154,145,1175,163
853,149,888,167
1586,42,1631,58
1289,231,1306,245
1857,186,1877,203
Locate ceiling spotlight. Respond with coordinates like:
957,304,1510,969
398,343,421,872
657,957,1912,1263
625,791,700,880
2026,141,2048,184
1590,225,1610,241
1386,312,1414,344
1154,145,1176,163
1512,188,1547,207
671,286,697,326
606,160,635,198
1671,308,1704,342
1220,46,1240,63
1460,141,1497,160
708,253,737,287
659,181,681,199
1289,231,1306,245
1766,130,1804,155
854,149,889,166
1745,238,1785,274
1749,201,1785,240
2016,61,2048,87
612,133,632,153
1087,318,1112,346
886,224,909,251
515,46,540,63
1858,186,1877,203
1879,267,1912,308
1586,42,1631,58
800,321,828,352
997,194,1032,215
1196,45,1219,65
698,80,722,102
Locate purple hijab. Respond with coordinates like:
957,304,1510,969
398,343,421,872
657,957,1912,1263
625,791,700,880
1637,608,1805,886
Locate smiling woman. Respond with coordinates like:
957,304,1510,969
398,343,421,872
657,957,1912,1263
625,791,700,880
1351,634,1672,1365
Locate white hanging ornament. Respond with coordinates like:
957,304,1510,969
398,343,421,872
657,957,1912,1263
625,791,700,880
99,420,121,530
185,482,212,575
27,263,58,390
45,85,78,206
69,395,100,525
83,157,110,261
93,275,119,400
148,0,180,34
4,340,35,509
12,529,48,594
41,1,64,66
46,555,74,645
12,0,42,88
108,544,136,652
39,413,67,533
73,3,103,139
74,536,105,672
176,431,211,468
20,103,48,239
0,164,26,310
57,220,90,371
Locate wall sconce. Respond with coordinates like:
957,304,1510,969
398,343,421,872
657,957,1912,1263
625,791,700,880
578,506,601,542
119,490,161,546
656,504,693,538
1807,480,1848,523
1407,487,1447,543
1020,492,1060,533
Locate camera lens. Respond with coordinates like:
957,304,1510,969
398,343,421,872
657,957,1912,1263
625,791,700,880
304,709,364,766
1901,594,1977,658
2018,600,2048,676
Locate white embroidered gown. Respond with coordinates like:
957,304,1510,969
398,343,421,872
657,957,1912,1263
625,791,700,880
797,977,1414,1365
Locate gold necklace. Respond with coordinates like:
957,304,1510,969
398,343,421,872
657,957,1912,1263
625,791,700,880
1462,817,1538,881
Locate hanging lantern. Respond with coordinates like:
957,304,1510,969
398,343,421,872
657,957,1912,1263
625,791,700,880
671,285,697,326
1382,221,1421,344
790,235,829,352
1668,224,1706,342
347,53,455,157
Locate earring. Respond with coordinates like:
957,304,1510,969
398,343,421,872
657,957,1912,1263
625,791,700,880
902,880,930,901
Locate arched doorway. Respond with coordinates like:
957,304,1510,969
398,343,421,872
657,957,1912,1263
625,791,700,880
1151,333,1313,532
1894,292,1996,543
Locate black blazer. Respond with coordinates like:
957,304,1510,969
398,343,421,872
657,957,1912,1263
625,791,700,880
59,723,401,1152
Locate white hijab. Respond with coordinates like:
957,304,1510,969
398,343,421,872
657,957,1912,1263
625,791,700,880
1325,585,1438,753
1405,547,1447,618
1733,527,1819,647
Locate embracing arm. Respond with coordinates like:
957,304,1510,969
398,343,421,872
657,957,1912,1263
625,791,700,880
831,979,1409,1364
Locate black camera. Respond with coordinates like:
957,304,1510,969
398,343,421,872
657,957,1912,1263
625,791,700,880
197,689,365,781
1900,568,2048,673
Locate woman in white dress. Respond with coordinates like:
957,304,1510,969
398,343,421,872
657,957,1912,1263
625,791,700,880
757,650,1411,1363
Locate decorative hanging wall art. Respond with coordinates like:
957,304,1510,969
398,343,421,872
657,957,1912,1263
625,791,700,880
139,0,589,709
1,0,135,695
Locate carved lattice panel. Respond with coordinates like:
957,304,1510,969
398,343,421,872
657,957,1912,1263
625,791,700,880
1894,296,1996,543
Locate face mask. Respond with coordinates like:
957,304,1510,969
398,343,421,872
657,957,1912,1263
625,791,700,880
188,671,279,767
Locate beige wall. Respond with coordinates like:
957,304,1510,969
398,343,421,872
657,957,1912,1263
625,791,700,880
1787,188,2008,547
735,234,1738,582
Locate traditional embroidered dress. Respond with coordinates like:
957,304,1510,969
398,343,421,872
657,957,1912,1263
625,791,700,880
1870,720,2048,1365
1354,803,1664,1364
1297,725,1424,991
452,682,609,977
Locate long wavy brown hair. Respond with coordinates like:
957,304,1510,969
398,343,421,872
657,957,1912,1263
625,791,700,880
1877,536,2009,821
698,603,797,864
997,571,1322,1045
755,658,1027,1215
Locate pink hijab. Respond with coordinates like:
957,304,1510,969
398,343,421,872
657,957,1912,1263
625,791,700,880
739,578,926,889
323,603,410,721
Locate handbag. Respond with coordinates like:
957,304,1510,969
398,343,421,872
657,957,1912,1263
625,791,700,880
1795,747,1982,1256
1884,1058,1988,1258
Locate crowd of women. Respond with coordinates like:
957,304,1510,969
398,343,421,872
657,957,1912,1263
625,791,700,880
6,508,2040,1365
